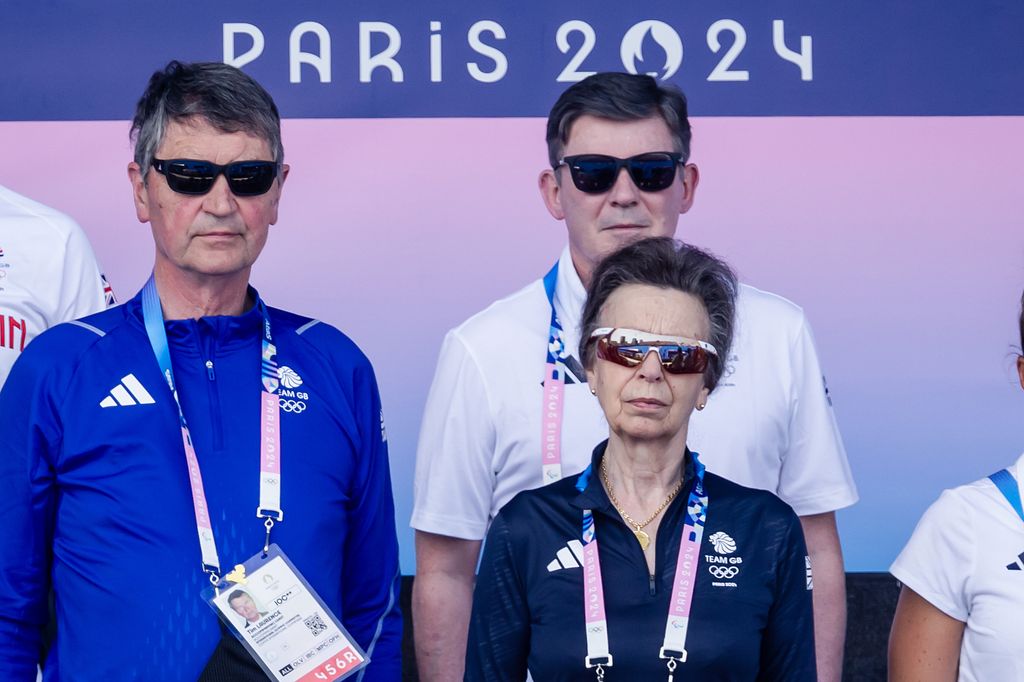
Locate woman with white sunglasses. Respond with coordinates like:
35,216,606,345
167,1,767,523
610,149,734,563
466,237,815,681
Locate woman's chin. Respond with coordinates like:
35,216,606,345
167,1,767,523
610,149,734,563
611,422,680,445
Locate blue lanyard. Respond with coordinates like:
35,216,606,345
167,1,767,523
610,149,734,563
542,262,564,365
989,468,1024,523
541,262,568,483
141,276,283,583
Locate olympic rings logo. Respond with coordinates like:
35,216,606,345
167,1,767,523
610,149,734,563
279,399,307,413
708,566,739,579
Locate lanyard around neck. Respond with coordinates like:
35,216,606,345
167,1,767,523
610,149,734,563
541,262,566,483
575,451,709,681
989,468,1024,523
141,276,283,584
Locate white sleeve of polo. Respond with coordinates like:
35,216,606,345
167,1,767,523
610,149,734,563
890,489,973,622
411,329,497,540
55,217,109,323
776,315,859,516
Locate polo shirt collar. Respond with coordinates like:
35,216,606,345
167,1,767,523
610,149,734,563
553,245,587,349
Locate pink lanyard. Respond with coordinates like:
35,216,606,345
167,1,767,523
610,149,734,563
576,453,709,681
142,276,283,584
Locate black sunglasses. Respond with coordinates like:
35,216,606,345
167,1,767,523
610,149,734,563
152,158,281,196
556,152,684,194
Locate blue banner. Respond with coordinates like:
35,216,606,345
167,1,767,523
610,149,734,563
2,0,1022,120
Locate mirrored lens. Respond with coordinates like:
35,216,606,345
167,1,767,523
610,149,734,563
660,346,707,374
596,338,707,374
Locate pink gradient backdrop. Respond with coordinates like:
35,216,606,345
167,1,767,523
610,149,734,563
1,117,1021,572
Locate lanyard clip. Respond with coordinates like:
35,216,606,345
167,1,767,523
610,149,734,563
257,507,283,557
204,565,221,587
261,517,275,557
659,648,685,682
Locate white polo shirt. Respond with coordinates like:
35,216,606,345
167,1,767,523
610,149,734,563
891,453,1024,682
411,247,858,540
0,185,111,388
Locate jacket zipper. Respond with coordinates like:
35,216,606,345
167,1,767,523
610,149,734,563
195,320,224,451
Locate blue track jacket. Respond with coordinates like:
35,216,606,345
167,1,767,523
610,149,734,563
0,287,401,681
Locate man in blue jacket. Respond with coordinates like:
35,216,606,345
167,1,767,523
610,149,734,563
0,61,401,681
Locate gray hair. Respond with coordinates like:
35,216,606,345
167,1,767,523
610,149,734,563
546,72,692,169
579,237,737,392
130,61,284,178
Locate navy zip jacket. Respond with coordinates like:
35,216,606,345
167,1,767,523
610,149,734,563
467,443,814,681
0,287,401,681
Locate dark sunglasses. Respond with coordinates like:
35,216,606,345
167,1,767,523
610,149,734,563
589,327,715,375
152,158,281,196
556,152,683,194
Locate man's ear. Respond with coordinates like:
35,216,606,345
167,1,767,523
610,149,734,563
539,168,566,221
678,163,700,215
128,162,150,223
268,163,290,225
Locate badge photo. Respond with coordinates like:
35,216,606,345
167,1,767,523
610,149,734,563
204,545,368,682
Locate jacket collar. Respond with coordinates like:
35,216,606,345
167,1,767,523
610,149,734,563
570,440,695,513
124,283,266,353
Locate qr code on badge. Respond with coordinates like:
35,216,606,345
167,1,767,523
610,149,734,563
304,614,328,637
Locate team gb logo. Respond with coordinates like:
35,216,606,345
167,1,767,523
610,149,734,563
709,531,737,555
278,366,303,389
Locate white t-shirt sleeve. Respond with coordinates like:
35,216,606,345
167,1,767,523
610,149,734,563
890,489,973,622
411,329,497,540
53,217,110,323
777,315,859,515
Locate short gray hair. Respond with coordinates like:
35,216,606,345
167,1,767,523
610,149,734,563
130,61,284,178
579,237,737,392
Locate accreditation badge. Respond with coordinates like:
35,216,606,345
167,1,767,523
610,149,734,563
204,544,368,681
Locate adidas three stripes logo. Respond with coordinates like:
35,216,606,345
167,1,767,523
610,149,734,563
99,374,156,408
547,539,586,572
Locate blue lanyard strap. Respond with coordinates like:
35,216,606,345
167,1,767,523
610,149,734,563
542,262,564,364
989,468,1024,523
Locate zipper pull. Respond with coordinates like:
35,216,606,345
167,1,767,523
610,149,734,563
205,360,215,380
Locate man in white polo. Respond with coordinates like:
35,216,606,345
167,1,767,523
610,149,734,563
0,184,113,387
412,72,857,681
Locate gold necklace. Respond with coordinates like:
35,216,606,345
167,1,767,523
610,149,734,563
600,458,683,551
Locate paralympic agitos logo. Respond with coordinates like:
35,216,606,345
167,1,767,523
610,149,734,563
223,16,813,85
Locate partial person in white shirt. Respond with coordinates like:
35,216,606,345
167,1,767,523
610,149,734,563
889,291,1024,682
0,184,112,682
0,184,113,387
411,72,857,682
